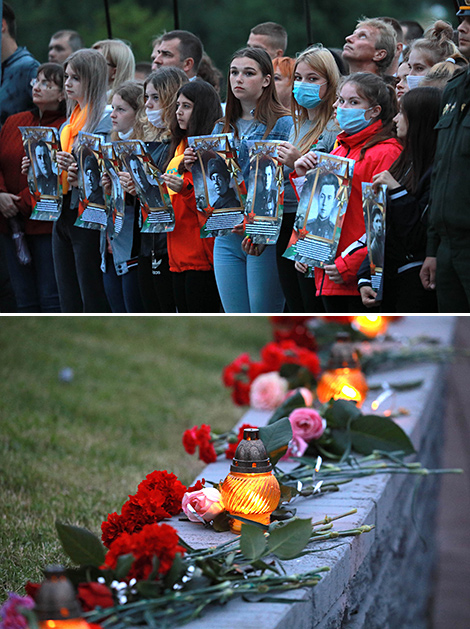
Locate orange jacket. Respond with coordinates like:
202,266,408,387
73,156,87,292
166,142,214,273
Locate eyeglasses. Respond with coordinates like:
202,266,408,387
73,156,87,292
30,79,59,90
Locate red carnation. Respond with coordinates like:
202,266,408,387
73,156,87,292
222,352,252,387
78,582,114,612
231,380,251,406
25,582,40,600
136,470,187,517
102,522,185,582
187,478,205,492
102,512,129,548
182,426,198,455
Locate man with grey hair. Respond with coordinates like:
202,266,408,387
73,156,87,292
247,21,287,59
342,18,397,75
48,30,84,63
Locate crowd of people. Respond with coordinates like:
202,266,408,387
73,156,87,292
1,1,469,313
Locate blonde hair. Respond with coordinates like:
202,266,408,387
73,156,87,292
421,59,466,89
411,20,466,67
141,67,188,141
64,49,108,134
110,80,145,140
292,46,340,154
92,39,136,99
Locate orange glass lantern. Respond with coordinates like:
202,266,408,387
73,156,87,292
34,566,89,629
351,315,388,338
316,333,369,407
220,428,280,534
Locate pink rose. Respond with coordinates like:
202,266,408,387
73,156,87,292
288,407,326,441
182,487,224,523
250,372,288,410
281,434,309,460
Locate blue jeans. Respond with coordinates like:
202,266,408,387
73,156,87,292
3,232,60,312
102,260,144,313
213,232,285,313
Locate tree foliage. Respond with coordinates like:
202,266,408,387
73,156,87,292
14,0,455,76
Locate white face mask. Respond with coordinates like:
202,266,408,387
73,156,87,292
406,75,425,90
146,108,164,128
118,128,134,140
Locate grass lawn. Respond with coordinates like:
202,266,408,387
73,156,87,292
0,315,272,601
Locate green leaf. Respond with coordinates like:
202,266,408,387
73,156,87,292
240,523,267,561
267,391,305,425
163,553,186,589
349,415,415,455
267,518,313,560
55,521,106,567
114,553,134,581
323,399,361,429
135,581,161,598
259,417,293,465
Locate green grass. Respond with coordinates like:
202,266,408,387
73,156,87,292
0,315,272,601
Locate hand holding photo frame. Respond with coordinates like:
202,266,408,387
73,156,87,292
20,126,62,221
188,134,245,238
244,140,284,245
115,140,174,233
76,132,108,231
283,153,355,268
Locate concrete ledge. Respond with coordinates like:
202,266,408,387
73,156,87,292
171,316,455,629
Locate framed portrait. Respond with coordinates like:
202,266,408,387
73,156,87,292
115,140,174,234
75,132,107,231
20,126,62,221
189,134,245,238
362,182,386,287
283,154,355,268
102,143,125,235
244,140,284,245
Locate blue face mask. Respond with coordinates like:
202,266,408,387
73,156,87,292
336,106,374,135
292,81,324,109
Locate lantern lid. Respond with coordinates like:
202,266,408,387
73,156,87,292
230,428,273,474
34,565,83,621
326,332,361,370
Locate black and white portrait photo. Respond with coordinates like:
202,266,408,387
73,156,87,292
207,156,239,209
306,172,339,240
127,154,162,209
33,140,57,196
368,205,385,269
252,157,277,218
82,154,105,207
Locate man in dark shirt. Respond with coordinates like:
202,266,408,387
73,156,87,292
1,2,39,126
208,157,239,209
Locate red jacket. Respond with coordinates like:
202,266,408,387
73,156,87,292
0,109,66,235
166,143,214,273
314,120,402,296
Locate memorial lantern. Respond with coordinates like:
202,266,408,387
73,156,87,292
316,333,368,407
34,566,89,629
220,428,280,534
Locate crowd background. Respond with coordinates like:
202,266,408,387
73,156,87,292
1,0,469,313
5,0,454,91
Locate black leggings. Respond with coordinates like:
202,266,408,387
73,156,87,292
171,269,222,313
276,212,325,313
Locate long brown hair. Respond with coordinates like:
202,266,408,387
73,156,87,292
389,87,441,194
340,72,398,160
221,47,288,139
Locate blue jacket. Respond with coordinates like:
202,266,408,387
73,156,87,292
0,47,39,126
